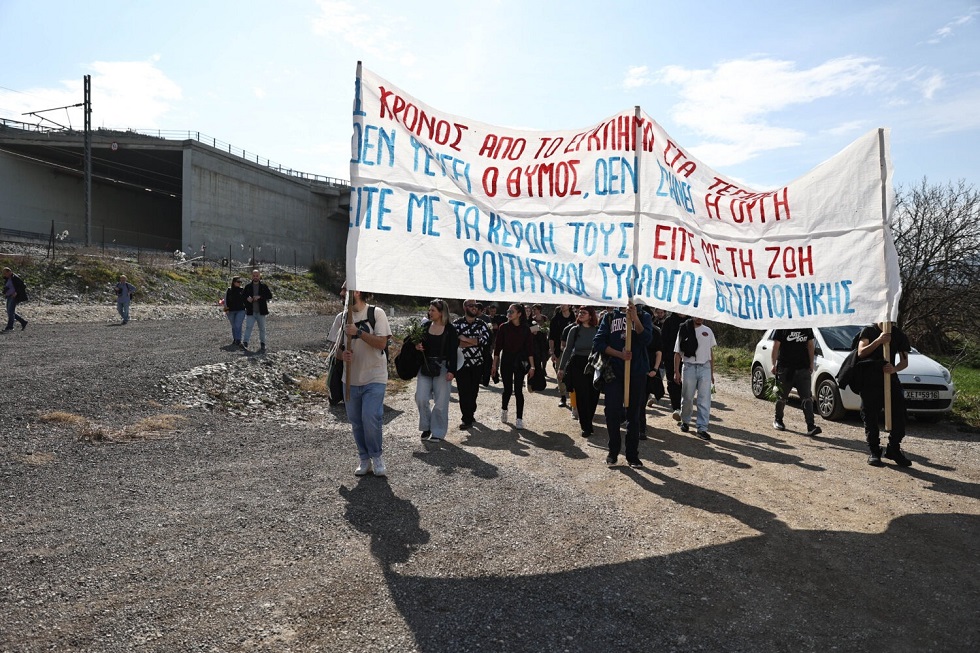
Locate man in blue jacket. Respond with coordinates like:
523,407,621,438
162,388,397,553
594,297,654,468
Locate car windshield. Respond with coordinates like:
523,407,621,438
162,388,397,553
818,325,863,351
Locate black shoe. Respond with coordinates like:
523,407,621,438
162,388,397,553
605,454,618,465
581,430,592,438
421,430,432,440
680,423,690,433
20,321,27,331
773,419,786,431
868,447,884,466
2,327,12,332
806,425,823,437
458,422,472,430
638,433,648,440
559,397,567,408
241,342,249,350
627,458,644,468
696,430,711,441
884,444,912,467
260,343,266,352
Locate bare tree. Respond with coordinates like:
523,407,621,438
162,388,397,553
892,179,980,354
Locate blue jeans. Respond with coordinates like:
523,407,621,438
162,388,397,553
226,310,245,341
244,313,266,345
116,300,131,323
681,362,712,431
415,362,451,437
346,382,386,461
5,297,25,329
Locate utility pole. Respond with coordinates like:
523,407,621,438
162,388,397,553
84,74,92,246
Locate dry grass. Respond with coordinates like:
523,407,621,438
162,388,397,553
298,376,328,394
131,414,184,432
38,411,88,426
22,452,56,466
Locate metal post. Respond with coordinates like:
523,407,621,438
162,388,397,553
84,75,92,247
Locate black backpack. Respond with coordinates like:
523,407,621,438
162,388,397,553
678,319,699,357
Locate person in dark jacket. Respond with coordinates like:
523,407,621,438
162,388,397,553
490,303,536,429
242,269,273,352
857,322,912,467
594,297,654,467
549,304,575,407
2,267,28,331
224,276,248,346
415,299,460,441
661,311,687,421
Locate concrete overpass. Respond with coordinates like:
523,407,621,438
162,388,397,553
0,120,350,266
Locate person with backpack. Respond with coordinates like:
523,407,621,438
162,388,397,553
339,288,393,476
673,316,716,441
594,298,654,467
557,306,600,437
415,299,459,441
770,327,822,437
2,267,28,331
857,322,913,467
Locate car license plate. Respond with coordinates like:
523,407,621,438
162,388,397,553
905,390,939,401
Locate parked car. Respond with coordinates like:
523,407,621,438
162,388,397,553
750,326,955,421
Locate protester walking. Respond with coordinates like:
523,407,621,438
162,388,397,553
452,299,491,430
557,306,600,437
550,304,575,407
674,316,716,441
594,298,654,467
857,322,913,467
340,288,393,476
661,311,687,421
771,327,822,437
415,299,459,441
490,303,536,429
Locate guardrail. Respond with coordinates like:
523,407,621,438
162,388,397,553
0,118,350,187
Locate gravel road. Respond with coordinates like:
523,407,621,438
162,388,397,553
1,306,978,652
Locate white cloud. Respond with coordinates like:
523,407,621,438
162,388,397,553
0,58,181,130
824,120,868,137
926,7,979,44
653,56,882,166
312,0,416,66
622,65,652,90
253,87,267,99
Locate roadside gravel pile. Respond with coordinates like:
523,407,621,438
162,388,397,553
1,307,977,652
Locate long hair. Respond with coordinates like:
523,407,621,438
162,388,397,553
578,306,598,327
508,303,528,326
429,298,449,326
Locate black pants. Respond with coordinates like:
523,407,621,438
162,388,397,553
603,372,647,461
860,376,907,450
455,364,482,424
568,354,599,434
500,354,528,418
664,356,682,410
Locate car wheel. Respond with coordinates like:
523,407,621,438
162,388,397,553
751,364,767,399
816,377,845,421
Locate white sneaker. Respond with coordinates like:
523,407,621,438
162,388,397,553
515,418,524,429
354,459,371,476
371,456,387,477
501,409,508,423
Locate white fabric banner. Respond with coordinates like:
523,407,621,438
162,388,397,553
348,65,901,328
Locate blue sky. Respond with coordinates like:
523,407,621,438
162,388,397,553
1,0,977,190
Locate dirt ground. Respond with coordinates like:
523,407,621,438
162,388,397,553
0,313,978,652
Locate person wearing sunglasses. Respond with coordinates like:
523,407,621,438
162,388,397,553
452,299,491,430
223,276,247,347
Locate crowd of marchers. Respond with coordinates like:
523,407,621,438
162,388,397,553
319,284,917,477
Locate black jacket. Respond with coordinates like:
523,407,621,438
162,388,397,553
243,281,273,316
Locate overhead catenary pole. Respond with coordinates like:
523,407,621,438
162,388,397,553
84,74,92,247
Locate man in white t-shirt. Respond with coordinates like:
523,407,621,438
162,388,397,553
673,316,717,441
335,288,392,477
